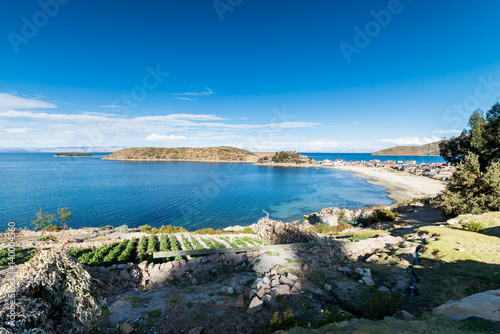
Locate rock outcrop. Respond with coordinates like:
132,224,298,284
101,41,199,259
256,218,318,244
433,290,500,321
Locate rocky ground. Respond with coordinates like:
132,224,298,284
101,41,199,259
2,204,500,333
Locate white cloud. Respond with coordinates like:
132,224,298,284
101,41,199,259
379,136,441,145
175,97,196,101
0,92,56,110
145,133,187,142
99,104,120,108
3,127,31,133
175,87,214,96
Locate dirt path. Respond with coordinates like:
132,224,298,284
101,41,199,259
391,203,447,237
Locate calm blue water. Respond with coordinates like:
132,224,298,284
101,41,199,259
0,153,425,230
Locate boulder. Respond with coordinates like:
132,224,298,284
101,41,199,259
220,286,234,295
207,254,220,263
395,310,417,321
262,294,279,308
432,290,500,321
119,322,134,334
188,327,203,334
362,276,375,287
275,284,291,296
119,270,130,281
247,296,263,313
138,261,148,270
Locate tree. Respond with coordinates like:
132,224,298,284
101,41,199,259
57,206,74,230
440,102,500,171
31,209,56,231
433,154,500,215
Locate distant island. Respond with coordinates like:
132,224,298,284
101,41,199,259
54,153,92,157
103,146,261,162
372,140,445,156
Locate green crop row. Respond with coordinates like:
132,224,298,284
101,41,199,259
117,238,136,264
138,236,148,261
102,239,129,266
79,242,118,266
169,235,182,261
190,236,204,250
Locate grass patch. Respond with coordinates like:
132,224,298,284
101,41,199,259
266,251,280,256
281,313,500,333
352,230,384,241
411,224,500,313
148,310,161,318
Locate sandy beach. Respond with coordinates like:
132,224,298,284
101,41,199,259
332,166,446,203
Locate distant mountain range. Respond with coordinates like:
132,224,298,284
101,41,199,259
372,140,445,156
0,146,126,153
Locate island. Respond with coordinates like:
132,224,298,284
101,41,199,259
372,140,446,156
54,153,92,157
103,146,261,162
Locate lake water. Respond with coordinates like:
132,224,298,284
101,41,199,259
0,153,443,230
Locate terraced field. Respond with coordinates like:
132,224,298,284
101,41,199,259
70,234,266,267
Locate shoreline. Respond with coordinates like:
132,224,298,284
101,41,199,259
102,157,257,163
332,165,446,203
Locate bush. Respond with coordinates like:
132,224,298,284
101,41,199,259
158,225,187,234
194,228,221,235
433,154,500,215
138,224,152,233
42,224,62,232
368,210,396,223
36,235,58,242
115,224,129,233
313,222,331,233
331,222,351,234
462,220,485,233
266,309,298,332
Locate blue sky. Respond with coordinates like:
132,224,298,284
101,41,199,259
1,0,499,152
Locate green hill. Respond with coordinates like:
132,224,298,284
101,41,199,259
103,146,259,162
372,141,445,156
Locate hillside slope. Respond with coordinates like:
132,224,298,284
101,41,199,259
103,146,259,162
372,141,445,156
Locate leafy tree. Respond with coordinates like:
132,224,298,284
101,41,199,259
57,206,74,229
440,102,500,171
433,154,500,215
31,209,56,231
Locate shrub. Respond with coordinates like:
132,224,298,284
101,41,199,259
368,210,396,223
42,224,61,232
115,224,129,233
461,220,485,233
433,154,500,215
36,235,58,242
266,309,298,332
158,225,187,234
331,222,351,234
139,224,152,233
194,228,221,235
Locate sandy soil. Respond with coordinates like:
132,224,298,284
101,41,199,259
333,166,446,203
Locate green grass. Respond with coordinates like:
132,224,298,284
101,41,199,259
351,230,384,241
410,223,500,313
275,313,500,333
456,212,500,238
